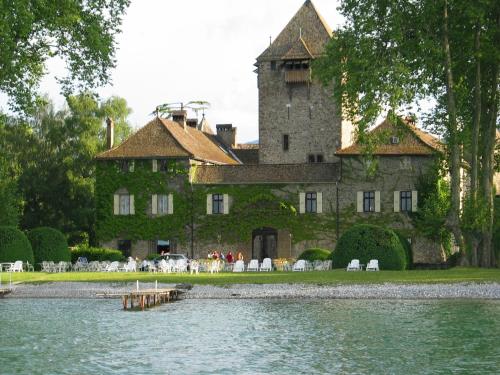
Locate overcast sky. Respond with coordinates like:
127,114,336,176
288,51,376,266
32,0,343,143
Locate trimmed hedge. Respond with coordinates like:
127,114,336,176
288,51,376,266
298,248,331,261
0,226,34,264
28,227,70,265
394,232,413,269
331,224,407,270
71,244,125,263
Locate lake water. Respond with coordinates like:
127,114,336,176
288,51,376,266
0,298,499,374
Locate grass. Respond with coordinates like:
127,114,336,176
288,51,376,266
2,267,500,286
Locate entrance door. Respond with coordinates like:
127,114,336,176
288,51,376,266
252,227,278,260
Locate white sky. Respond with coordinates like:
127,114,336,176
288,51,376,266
33,0,343,143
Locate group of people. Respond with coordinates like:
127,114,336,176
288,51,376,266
208,250,244,263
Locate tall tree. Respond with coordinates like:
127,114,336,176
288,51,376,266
0,0,130,112
315,0,499,266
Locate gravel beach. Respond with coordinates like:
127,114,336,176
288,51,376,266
4,281,500,299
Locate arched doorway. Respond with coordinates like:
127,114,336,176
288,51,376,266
252,227,278,261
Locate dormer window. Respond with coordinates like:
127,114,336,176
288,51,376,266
390,136,400,144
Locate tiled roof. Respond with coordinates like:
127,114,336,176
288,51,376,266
192,163,339,184
232,148,259,164
257,0,332,62
336,118,442,156
282,37,313,60
96,117,239,165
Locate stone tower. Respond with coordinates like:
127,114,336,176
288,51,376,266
256,0,353,164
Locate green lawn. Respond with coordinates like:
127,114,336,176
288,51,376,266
2,267,500,285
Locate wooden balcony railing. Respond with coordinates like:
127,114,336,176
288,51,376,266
285,69,311,83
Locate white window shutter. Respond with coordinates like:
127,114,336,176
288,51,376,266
206,194,212,215
113,194,119,215
375,191,381,212
152,159,158,172
152,194,157,215
317,192,323,213
394,191,400,212
223,194,229,214
168,194,174,214
129,195,135,215
129,160,135,172
299,193,305,214
412,191,418,212
356,192,363,213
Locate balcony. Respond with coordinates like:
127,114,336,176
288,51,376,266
285,69,311,83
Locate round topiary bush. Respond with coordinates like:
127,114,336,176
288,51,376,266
298,248,331,261
331,224,407,270
0,226,34,264
28,227,70,264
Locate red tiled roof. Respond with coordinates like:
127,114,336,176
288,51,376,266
96,117,239,165
336,117,442,156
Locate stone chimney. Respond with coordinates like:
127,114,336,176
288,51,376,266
106,117,114,149
186,118,198,128
216,124,237,148
172,110,187,130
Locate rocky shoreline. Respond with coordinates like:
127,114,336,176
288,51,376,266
3,281,500,299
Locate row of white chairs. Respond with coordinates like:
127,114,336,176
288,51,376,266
347,259,380,271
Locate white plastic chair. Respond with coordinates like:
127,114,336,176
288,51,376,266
292,259,306,272
190,260,199,275
366,259,379,271
209,260,220,274
123,260,137,272
106,261,120,272
158,259,171,273
247,259,259,272
260,258,272,272
233,260,244,272
347,259,361,271
176,259,188,273
8,261,23,272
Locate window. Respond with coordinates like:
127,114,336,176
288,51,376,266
305,192,317,213
363,191,375,212
119,194,130,215
119,160,130,172
283,135,289,151
400,191,412,212
270,61,276,71
157,194,169,214
118,240,132,257
316,154,324,163
159,160,169,172
308,154,316,163
212,194,224,214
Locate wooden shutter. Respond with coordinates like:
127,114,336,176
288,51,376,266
394,191,400,212
168,194,174,214
317,192,323,213
375,191,381,212
356,192,363,213
299,193,305,214
206,194,212,215
113,194,120,215
151,194,157,215
223,194,229,214
129,195,135,215
129,160,135,172
152,159,158,172
412,191,418,212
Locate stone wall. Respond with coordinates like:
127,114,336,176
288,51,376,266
257,60,344,164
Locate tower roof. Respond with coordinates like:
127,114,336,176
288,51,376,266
257,0,332,62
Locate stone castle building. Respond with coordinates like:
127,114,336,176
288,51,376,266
95,1,446,265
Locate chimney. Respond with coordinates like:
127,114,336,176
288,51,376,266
106,117,114,149
186,118,198,128
216,124,237,148
172,110,187,130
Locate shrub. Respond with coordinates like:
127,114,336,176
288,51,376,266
28,227,70,265
394,232,413,269
0,226,34,264
331,224,407,270
297,248,331,261
71,244,125,263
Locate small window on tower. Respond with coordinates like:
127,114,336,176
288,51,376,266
316,154,324,163
270,61,277,71
308,154,316,163
283,135,289,151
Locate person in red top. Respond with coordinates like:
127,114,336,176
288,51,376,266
226,251,233,263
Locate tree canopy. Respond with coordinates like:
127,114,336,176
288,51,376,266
0,0,130,112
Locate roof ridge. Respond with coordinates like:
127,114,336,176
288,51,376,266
307,0,333,37
158,118,194,157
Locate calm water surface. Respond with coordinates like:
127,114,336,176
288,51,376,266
0,298,499,374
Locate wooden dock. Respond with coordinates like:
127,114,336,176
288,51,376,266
119,288,181,310
0,288,12,297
